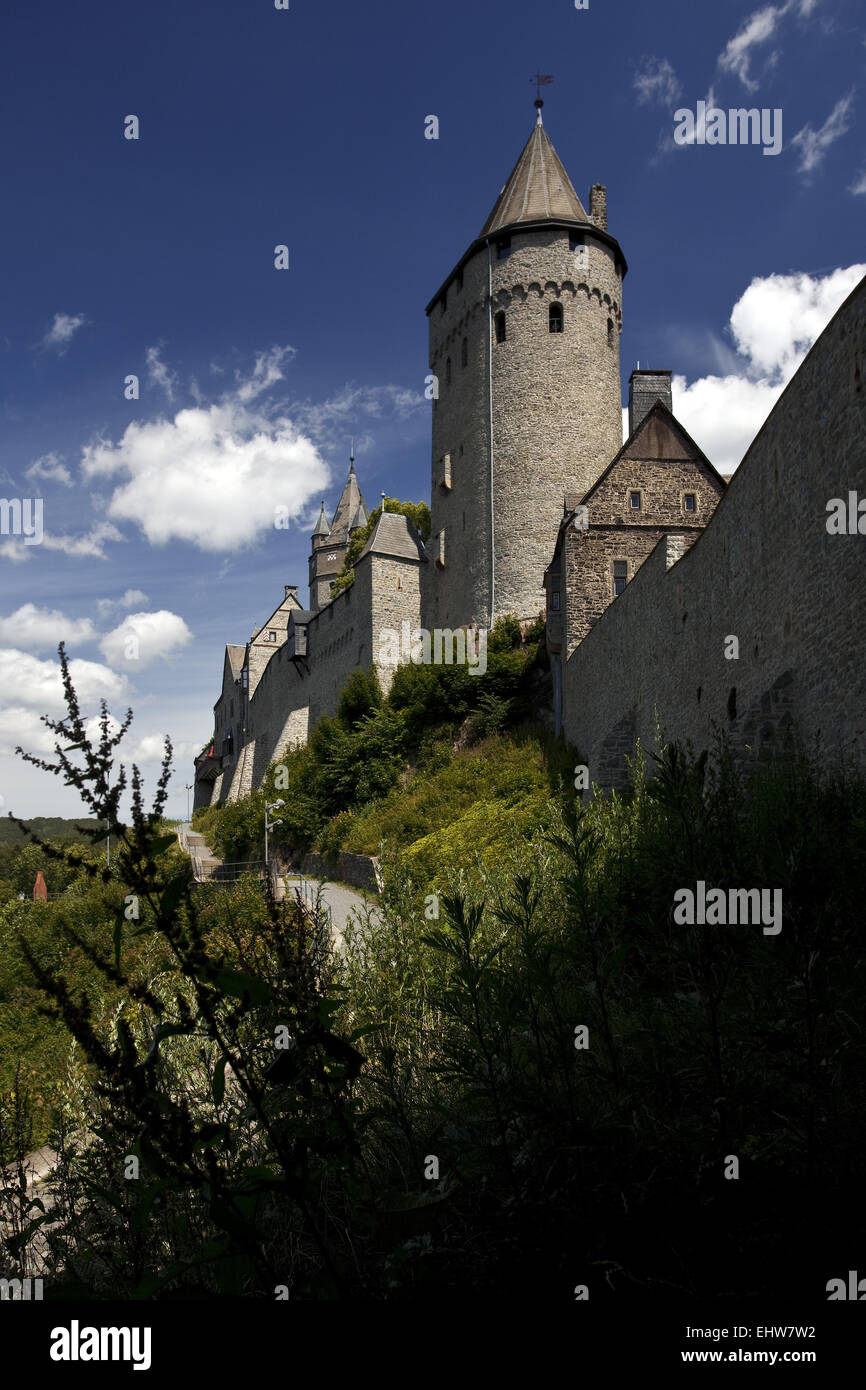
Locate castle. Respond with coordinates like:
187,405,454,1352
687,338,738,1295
194,103,866,811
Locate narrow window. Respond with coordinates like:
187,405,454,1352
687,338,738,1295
607,317,614,345
683,492,697,513
436,529,446,568
494,311,506,343
445,357,451,385
440,452,452,489
613,560,627,597
268,630,277,642
497,237,511,260
552,590,561,611
461,337,468,368
629,491,642,510
549,302,564,333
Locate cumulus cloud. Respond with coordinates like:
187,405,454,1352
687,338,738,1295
42,521,124,559
665,265,865,471
41,313,87,353
0,604,96,651
25,452,73,487
634,57,681,107
98,610,192,670
80,359,330,549
145,345,178,401
0,649,130,715
96,589,149,619
791,93,855,175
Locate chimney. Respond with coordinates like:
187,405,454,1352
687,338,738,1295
284,584,298,603
589,184,607,231
628,369,672,436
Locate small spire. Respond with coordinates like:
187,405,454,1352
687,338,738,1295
312,499,330,537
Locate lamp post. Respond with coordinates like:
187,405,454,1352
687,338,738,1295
185,782,193,825
264,799,284,869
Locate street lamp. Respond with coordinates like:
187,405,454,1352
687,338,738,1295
185,782,193,825
264,799,284,869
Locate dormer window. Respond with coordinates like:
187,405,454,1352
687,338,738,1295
549,303,564,333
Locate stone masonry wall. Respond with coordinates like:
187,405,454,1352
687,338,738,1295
563,275,866,786
424,222,624,631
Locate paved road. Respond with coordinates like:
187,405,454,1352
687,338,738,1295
284,875,380,951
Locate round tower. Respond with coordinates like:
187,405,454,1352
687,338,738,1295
422,102,627,629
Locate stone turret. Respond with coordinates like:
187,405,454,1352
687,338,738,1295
308,457,369,611
422,101,627,629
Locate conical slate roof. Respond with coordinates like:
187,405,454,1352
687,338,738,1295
480,110,588,236
312,501,330,537
331,465,368,539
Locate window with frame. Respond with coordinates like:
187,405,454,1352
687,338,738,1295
683,492,697,513
494,311,506,343
549,302,564,333
629,491,642,510
613,560,627,597
552,590,561,611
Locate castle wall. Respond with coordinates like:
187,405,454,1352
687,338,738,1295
424,223,624,630
223,546,423,800
562,276,866,785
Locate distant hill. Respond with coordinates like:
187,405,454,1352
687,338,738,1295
0,815,105,845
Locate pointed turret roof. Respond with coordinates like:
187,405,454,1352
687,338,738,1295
331,463,368,539
312,501,330,537
480,106,588,236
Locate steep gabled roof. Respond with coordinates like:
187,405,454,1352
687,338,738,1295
578,401,729,507
480,111,589,236
358,511,427,563
225,645,246,679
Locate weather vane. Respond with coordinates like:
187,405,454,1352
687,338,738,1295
531,72,554,103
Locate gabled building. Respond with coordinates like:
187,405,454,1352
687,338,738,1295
545,370,727,733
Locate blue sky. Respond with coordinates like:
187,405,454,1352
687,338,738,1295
1,0,864,819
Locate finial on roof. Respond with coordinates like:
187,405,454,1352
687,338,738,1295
534,99,543,125
381,491,387,512
349,437,355,472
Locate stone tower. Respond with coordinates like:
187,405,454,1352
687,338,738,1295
308,455,368,610
422,102,627,630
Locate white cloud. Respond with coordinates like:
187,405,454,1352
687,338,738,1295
96,589,149,619
850,165,866,195
292,383,424,444
668,265,865,471
42,521,124,558
41,312,87,353
234,346,296,403
634,57,681,107
80,368,330,551
25,452,73,487
0,604,96,651
0,649,130,715
145,345,178,401
718,0,825,90
791,94,855,175
98,610,192,670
